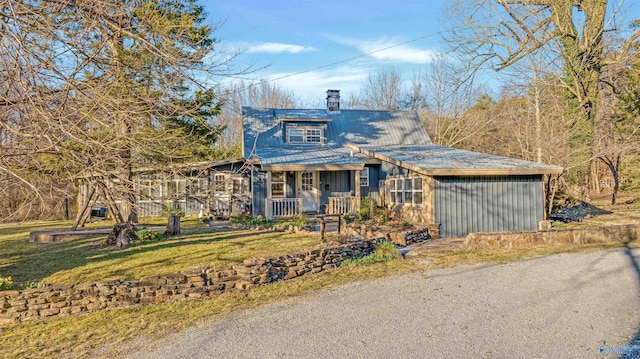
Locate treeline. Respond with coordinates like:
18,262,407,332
2,0,639,222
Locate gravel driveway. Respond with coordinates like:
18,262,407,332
128,248,640,359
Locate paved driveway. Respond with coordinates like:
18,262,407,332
129,248,640,359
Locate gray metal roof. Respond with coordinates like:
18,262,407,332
257,146,365,169
242,107,562,175
352,145,564,175
242,107,432,164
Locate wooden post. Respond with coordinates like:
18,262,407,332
320,216,326,242
354,170,361,213
72,186,95,230
166,215,181,235
337,214,342,234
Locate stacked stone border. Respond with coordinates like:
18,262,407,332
463,224,640,250
0,238,390,325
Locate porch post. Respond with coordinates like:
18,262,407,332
266,170,272,219
354,170,361,211
315,170,320,213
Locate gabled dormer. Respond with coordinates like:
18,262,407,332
278,114,332,145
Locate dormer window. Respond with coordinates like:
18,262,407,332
287,126,323,144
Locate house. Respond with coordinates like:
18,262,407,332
76,158,250,222
242,89,563,237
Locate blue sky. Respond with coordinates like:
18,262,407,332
205,0,449,104
204,0,640,105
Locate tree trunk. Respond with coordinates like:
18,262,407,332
106,222,137,249
599,154,622,205
166,215,181,235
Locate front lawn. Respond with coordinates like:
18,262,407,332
0,218,324,288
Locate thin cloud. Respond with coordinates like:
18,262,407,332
330,35,437,64
264,66,370,101
244,42,316,54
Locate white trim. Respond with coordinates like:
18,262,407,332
359,168,369,187
286,126,324,144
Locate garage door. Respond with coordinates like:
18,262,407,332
434,176,544,237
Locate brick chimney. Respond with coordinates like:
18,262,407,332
326,89,340,113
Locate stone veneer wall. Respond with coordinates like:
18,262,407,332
463,224,640,250
0,238,385,325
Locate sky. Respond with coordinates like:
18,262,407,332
204,0,640,106
205,0,450,105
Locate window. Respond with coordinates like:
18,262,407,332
306,128,321,143
287,127,323,144
213,174,226,193
288,128,304,143
360,168,369,186
301,171,314,191
167,179,186,198
271,171,285,197
388,176,423,206
188,177,209,195
232,177,248,194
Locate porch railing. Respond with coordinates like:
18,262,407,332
326,196,357,215
268,198,302,218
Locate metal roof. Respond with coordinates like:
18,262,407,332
256,146,365,170
242,107,563,175
351,145,564,175
242,107,432,163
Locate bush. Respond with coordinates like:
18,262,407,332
279,214,310,228
160,204,184,217
230,213,273,227
357,197,373,220
135,228,164,242
340,241,402,267
357,197,388,223
0,276,13,290
342,214,355,224
21,280,46,290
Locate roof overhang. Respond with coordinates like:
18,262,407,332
260,163,364,171
278,117,332,123
349,145,564,176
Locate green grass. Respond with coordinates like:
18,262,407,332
0,259,418,359
2,204,640,358
0,218,323,287
341,241,402,266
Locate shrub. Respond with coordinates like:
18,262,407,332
231,214,273,227
160,204,184,217
342,214,355,224
0,276,13,290
279,214,310,228
357,197,373,220
340,241,402,267
21,280,46,290
135,228,164,242
357,197,388,223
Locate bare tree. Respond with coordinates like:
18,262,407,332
214,80,299,152
445,0,640,193
418,55,495,148
348,67,405,110
0,1,245,225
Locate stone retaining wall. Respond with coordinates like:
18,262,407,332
463,224,640,250
386,229,432,246
0,238,385,325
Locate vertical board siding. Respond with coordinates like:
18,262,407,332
252,169,266,217
320,170,351,211
434,176,543,238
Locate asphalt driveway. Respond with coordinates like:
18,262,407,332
128,248,640,359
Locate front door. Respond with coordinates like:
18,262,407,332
299,171,317,212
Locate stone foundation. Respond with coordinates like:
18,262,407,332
463,224,640,250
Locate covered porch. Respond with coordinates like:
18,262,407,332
263,164,364,219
